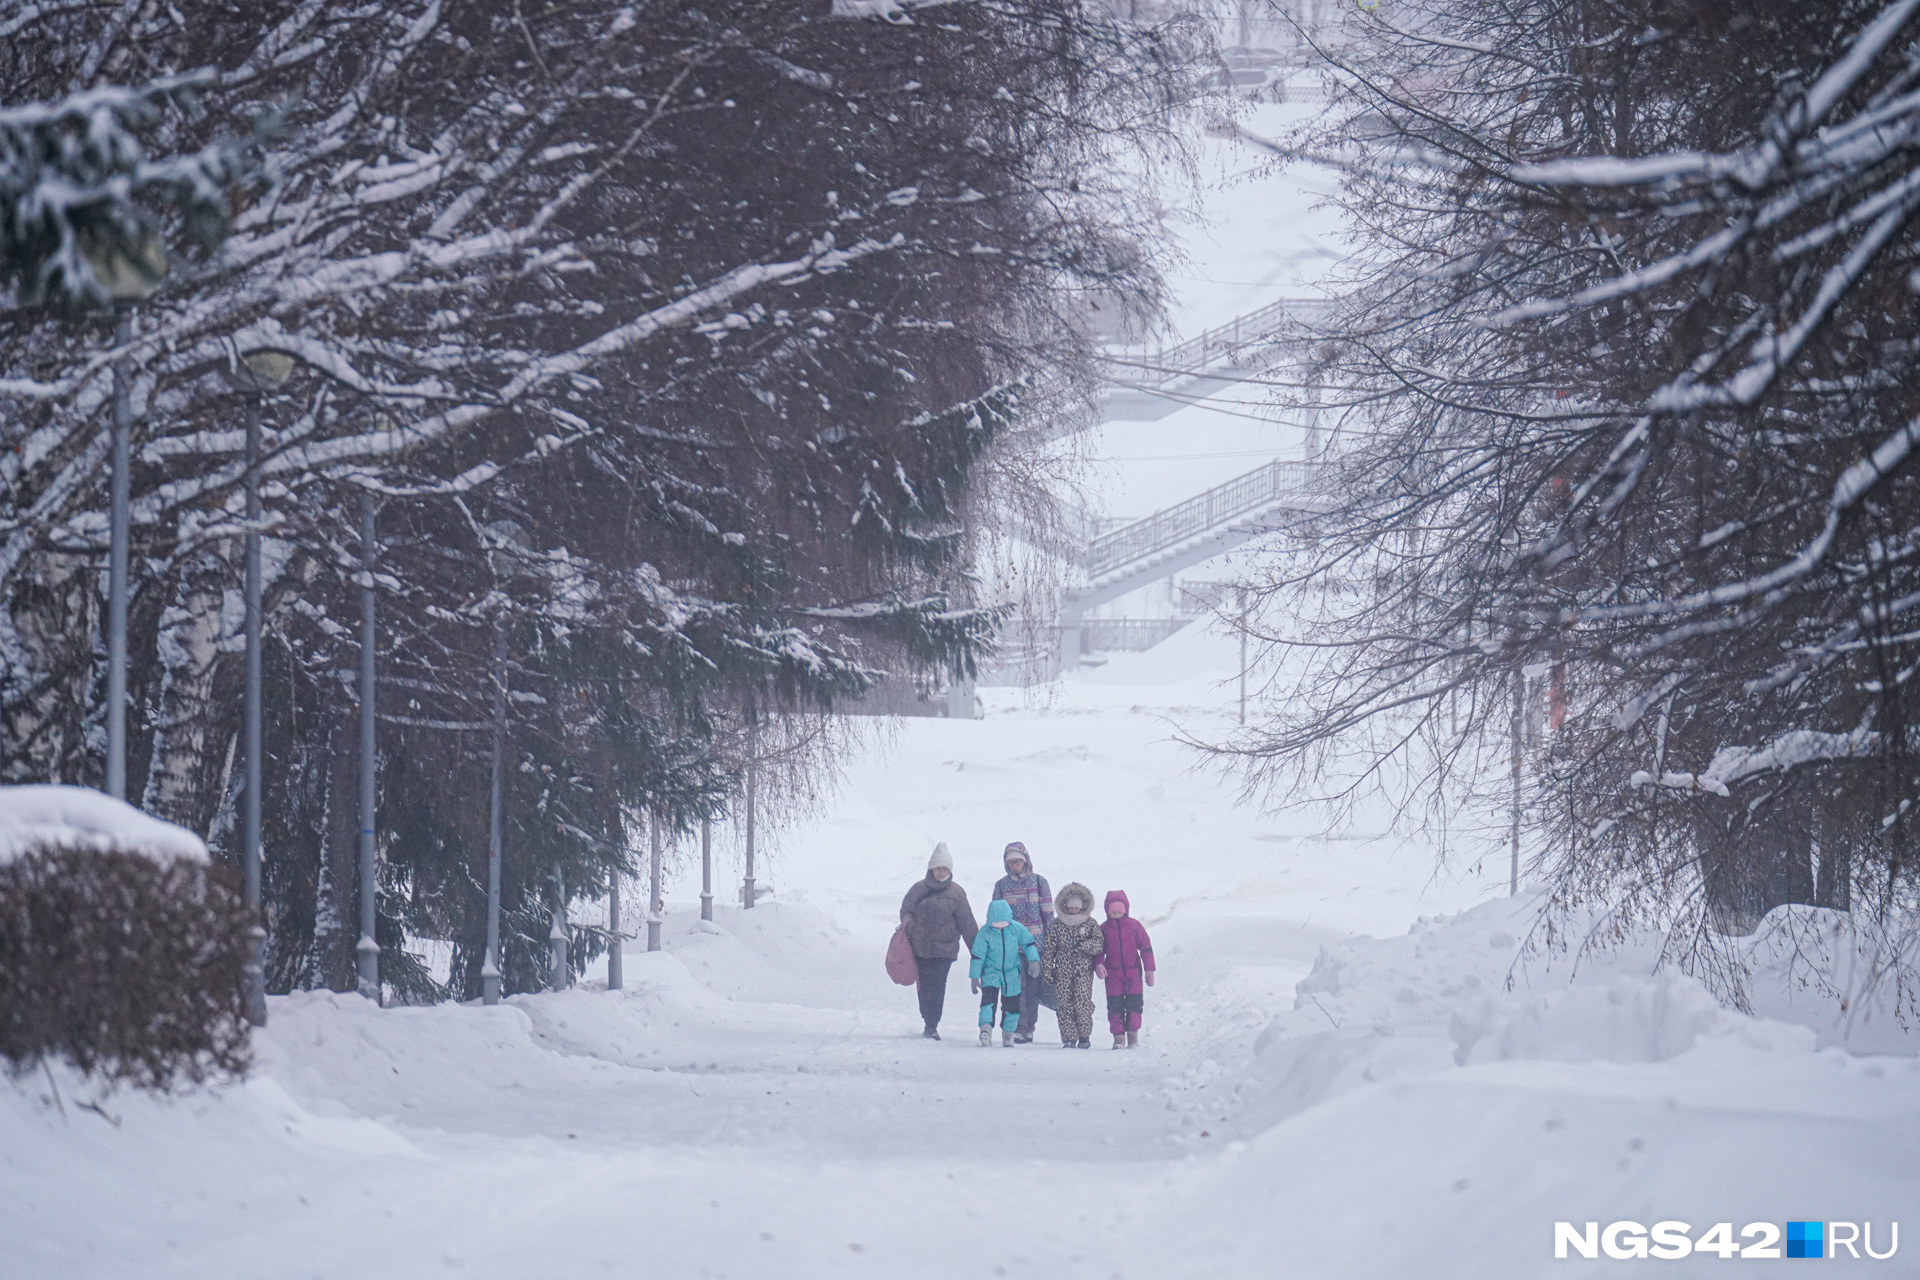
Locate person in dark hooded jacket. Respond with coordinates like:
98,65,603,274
899,842,978,1038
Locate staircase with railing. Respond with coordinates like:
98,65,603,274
1133,297,1336,387
1102,296,1336,421
1028,457,1330,671
980,299,1347,681
1078,618,1191,655
1081,459,1321,585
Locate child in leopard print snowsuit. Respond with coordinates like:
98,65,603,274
1040,881,1104,1048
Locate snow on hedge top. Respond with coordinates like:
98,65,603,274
0,785,208,866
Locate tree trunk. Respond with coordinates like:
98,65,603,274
310,719,359,992
139,551,233,829
3,550,101,785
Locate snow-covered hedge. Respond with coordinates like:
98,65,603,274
0,786,249,1089
0,785,211,867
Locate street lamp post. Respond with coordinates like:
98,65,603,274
482,623,506,1005
229,350,293,1028
105,313,132,802
607,869,623,991
354,491,380,1003
700,818,713,923
647,820,663,951
239,393,268,1025
1509,665,1524,897
1237,588,1249,726
89,239,162,805
743,719,757,909
548,863,569,990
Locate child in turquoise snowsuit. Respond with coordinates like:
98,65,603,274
970,899,1040,1047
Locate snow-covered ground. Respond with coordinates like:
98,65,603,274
7,621,1916,1278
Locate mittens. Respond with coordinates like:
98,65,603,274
1094,964,1106,980
1145,970,1156,987
1026,961,1039,978
970,979,981,994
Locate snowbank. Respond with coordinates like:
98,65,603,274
1301,893,1912,1065
1449,969,1813,1066
1169,892,1915,1146
1155,895,1920,1279
0,784,207,866
1743,903,1920,1055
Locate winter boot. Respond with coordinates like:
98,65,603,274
979,1026,992,1047
1077,1037,1091,1049
923,1025,940,1040
1127,1029,1139,1049
1003,1028,1017,1047
1112,1034,1126,1050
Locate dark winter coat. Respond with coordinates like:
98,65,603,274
1041,882,1103,1043
899,873,979,960
1097,889,1155,997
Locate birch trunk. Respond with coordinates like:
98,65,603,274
139,551,234,831
3,550,102,785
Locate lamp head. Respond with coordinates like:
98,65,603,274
77,222,168,304
223,349,296,394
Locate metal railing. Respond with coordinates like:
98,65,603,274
1120,296,1337,390
1174,580,1238,617
1080,618,1191,654
1084,459,1318,579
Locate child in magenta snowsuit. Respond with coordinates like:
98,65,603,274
1095,889,1155,1049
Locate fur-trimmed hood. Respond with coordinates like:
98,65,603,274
1054,881,1096,924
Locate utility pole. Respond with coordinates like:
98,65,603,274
743,719,758,909
647,820,663,951
354,492,380,1003
606,870,623,990
700,818,713,923
105,313,131,802
482,623,506,1005
240,392,268,1027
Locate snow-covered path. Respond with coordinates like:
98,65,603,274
8,626,1919,1279
5,628,1469,1278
